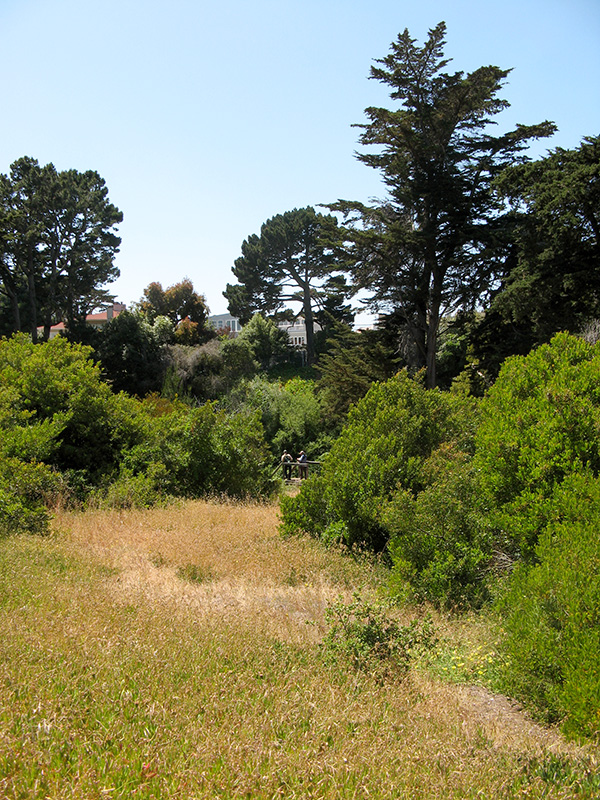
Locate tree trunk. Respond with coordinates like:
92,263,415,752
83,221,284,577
425,263,445,389
0,269,22,332
302,282,315,365
27,251,38,343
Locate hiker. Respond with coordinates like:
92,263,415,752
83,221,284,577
281,450,293,480
297,450,308,480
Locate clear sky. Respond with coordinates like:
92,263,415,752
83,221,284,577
2,0,599,317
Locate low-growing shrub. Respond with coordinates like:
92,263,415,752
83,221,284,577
0,458,61,536
321,593,436,678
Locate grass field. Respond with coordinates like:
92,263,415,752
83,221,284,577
1,500,598,798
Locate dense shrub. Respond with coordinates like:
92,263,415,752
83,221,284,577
475,332,600,561
101,396,276,503
0,458,61,536
0,334,141,488
498,472,600,741
386,445,491,609
281,371,477,551
0,335,277,519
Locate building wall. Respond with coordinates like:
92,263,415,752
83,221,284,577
207,314,321,347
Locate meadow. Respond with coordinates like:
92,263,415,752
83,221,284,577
1,500,598,799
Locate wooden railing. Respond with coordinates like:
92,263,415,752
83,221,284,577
280,460,320,481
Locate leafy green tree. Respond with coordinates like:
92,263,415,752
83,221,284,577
236,313,291,369
0,157,122,341
332,22,555,387
137,278,212,344
0,335,277,515
224,207,350,365
490,135,600,344
96,310,165,396
225,375,328,459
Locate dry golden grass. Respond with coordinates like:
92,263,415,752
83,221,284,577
55,501,384,643
0,499,597,799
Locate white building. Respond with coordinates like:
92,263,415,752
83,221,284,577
207,313,243,335
207,313,319,347
276,317,321,347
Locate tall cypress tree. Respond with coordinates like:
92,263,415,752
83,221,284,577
332,22,555,387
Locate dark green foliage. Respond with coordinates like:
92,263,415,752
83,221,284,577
475,332,600,561
103,396,276,503
492,136,600,345
162,338,259,402
281,371,474,551
96,310,165,396
316,326,401,424
332,22,554,387
0,335,277,520
386,445,491,609
0,458,60,537
236,313,291,369
0,334,139,488
279,473,330,539
498,473,600,741
0,157,122,341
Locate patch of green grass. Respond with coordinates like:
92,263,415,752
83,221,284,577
176,563,216,584
422,636,504,688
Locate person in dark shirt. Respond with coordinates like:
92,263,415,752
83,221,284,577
297,450,308,479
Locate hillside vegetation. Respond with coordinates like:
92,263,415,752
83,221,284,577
282,333,600,741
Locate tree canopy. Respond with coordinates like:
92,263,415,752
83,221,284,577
224,206,351,365
136,278,211,345
0,157,122,341
492,135,600,343
331,22,555,387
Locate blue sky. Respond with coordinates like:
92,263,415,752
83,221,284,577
2,0,599,317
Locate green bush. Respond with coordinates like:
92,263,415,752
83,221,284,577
0,458,61,536
386,444,492,609
119,397,276,501
475,332,600,561
0,334,142,487
498,472,600,741
281,371,477,551
0,335,276,518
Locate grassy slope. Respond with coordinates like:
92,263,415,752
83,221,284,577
0,501,598,799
